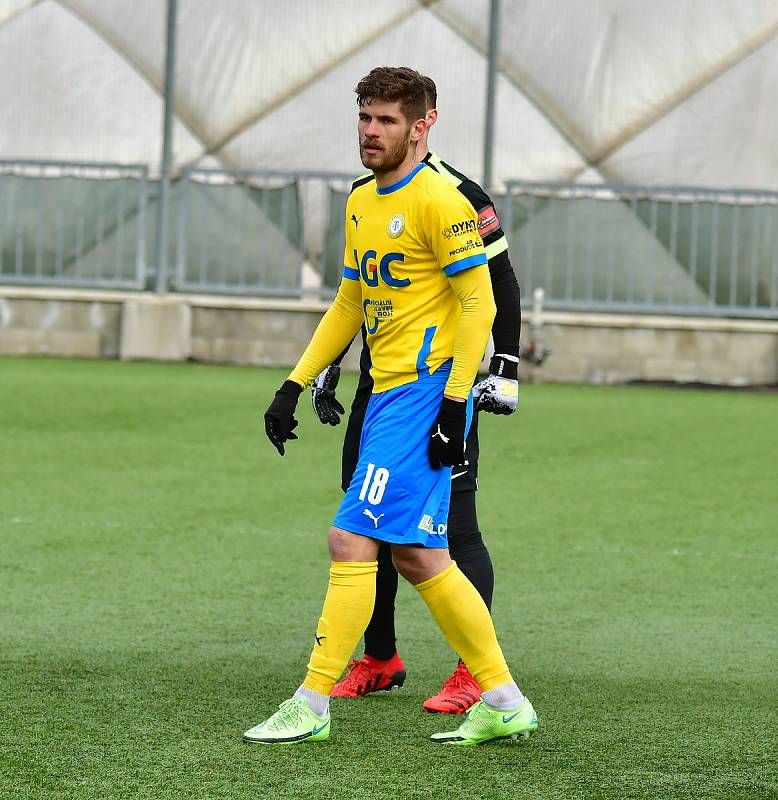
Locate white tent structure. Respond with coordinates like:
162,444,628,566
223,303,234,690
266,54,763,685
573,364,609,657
2,0,777,187
1,0,777,311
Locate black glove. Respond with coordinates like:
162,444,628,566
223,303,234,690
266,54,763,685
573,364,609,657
264,380,303,456
311,365,345,425
429,397,467,469
473,354,520,415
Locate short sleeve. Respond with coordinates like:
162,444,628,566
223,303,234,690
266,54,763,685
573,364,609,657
424,189,488,277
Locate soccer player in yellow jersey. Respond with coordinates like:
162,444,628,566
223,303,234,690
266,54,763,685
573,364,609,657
244,67,538,746
318,74,521,713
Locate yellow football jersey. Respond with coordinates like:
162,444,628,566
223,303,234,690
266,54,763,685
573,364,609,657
343,162,488,393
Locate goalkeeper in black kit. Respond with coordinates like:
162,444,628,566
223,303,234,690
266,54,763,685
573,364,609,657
311,74,523,714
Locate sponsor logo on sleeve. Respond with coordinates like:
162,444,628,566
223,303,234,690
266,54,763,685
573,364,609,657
448,238,481,257
477,205,501,237
441,219,478,239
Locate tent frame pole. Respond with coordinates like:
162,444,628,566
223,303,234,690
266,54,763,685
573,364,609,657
483,0,501,192
154,0,178,293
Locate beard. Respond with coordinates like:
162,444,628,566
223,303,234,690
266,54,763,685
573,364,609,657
360,131,412,174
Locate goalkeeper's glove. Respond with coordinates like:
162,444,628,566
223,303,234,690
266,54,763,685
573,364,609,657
311,364,345,425
429,397,467,469
264,380,303,456
473,354,520,415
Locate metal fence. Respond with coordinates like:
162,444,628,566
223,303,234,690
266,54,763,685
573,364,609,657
3,160,778,319
503,181,778,318
174,166,307,296
0,161,148,290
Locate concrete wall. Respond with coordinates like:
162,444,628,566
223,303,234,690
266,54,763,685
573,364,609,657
1,288,776,386
0,293,122,358
535,312,778,387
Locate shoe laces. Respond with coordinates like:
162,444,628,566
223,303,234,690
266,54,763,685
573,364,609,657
338,657,374,689
265,698,305,732
441,661,478,693
459,701,498,736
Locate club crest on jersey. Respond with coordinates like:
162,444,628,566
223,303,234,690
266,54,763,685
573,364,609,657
387,213,405,239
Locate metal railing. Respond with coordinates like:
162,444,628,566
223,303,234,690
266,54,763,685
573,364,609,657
0,161,148,289
175,166,320,296
3,161,778,320
503,181,778,318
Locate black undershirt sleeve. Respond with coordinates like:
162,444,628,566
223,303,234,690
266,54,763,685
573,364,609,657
453,177,522,359
488,250,522,358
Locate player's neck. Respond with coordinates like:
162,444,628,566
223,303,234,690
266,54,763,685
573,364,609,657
373,150,421,190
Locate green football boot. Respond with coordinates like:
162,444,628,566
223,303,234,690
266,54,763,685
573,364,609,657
430,698,538,746
242,696,330,744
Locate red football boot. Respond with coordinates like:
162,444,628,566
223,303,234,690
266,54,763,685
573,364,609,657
422,661,481,714
331,652,406,698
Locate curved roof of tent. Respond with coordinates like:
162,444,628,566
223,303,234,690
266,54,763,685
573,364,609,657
1,0,777,189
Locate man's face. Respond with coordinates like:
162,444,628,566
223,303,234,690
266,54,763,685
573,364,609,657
358,98,420,173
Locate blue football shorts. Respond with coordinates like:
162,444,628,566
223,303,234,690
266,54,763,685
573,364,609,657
333,363,473,548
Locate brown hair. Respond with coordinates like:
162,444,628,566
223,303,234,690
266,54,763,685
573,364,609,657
420,74,437,110
355,67,428,123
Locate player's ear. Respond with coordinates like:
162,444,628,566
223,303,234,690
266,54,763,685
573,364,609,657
410,117,426,142
426,109,438,128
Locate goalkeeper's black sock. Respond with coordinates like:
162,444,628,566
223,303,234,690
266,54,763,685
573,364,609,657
363,541,399,661
448,490,494,611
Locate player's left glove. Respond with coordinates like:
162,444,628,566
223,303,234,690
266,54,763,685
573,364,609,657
473,354,520,415
429,397,467,469
311,364,345,426
264,380,303,456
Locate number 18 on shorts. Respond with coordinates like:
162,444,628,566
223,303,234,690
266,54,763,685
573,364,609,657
333,370,459,548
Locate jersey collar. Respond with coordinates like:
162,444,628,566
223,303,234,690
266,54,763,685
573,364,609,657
376,162,427,195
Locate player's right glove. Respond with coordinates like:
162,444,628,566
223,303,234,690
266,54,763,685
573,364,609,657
264,380,303,456
311,364,345,425
429,397,467,469
473,354,520,415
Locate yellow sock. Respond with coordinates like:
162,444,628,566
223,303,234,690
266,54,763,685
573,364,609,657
415,562,512,691
303,561,378,695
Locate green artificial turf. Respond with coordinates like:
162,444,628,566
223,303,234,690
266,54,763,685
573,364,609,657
1,356,776,800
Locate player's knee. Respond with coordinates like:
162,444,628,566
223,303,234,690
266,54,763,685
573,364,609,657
391,547,451,585
390,550,412,581
448,527,485,561
327,526,378,563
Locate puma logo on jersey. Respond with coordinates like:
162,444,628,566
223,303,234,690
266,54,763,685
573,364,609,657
351,214,362,228
362,509,385,528
431,425,450,444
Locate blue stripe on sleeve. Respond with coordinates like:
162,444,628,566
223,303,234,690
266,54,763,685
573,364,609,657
343,266,359,280
443,252,488,276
